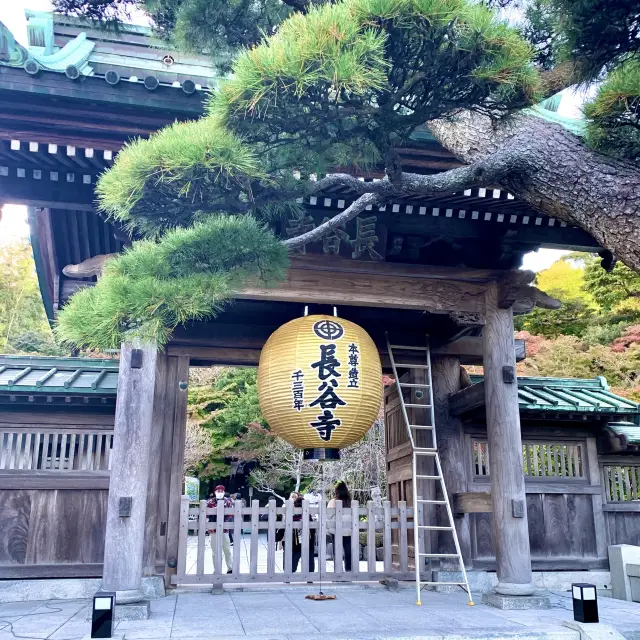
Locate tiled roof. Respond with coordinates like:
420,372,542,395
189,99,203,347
469,375,640,418
0,355,118,396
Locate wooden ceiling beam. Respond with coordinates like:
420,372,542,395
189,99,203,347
167,334,525,367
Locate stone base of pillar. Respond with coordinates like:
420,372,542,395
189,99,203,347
495,581,536,596
482,591,551,610
111,588,146,604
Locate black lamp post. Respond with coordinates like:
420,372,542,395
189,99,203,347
572,583,599,623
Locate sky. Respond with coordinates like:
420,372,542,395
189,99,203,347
0,0,580,272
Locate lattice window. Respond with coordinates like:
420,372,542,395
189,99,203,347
603,465,640,502
473,440,585,478
0,430,113,471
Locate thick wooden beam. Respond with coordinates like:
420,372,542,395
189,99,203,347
449,381,486,416
453,492,493,515
483,282,534,596
238,258,489,313
167,331,525,367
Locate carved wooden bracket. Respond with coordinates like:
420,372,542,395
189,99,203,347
62,253,118,278
498,270,535,309
449,311,486,327
512,285,562,315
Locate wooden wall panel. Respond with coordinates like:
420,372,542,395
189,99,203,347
606,512,640,547
542,494,571,557
0,491,30,564
0,489,108,570
567,494,597,558
526,494,545,556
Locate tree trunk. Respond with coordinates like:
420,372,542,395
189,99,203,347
428,112,640,270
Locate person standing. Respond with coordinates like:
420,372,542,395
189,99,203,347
327,481,353,572
291,496,315,574
208,484,233,574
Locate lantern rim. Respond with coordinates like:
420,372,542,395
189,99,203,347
303,448,341,461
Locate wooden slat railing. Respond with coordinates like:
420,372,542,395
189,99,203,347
603,465,640,502
0,429,113,471
172,497,415,585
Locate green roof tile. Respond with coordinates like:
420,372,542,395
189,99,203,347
0,355,118,395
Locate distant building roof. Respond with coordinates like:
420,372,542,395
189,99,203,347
0,10,219,95
463,374,640,420
0,354,119,404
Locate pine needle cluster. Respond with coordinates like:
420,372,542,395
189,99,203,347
585,60,640,164
55,215,289,350
97,0,538,235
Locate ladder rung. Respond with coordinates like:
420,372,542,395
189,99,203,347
417,499,447,504
399,383,431,388
416,475,441,480
414,450,437,456
419,553,460,558
418,525,453,530
420,581,468,586
405,403,432,408
409,424,434,429
395,364,430,369
390,345,429,351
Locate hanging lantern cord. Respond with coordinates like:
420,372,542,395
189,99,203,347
318,463,325,596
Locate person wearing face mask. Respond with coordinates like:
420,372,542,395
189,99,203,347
207,484,233,574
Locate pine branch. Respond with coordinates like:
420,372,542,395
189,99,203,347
283,193,381,250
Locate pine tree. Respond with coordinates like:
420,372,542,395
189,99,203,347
54,0,640,349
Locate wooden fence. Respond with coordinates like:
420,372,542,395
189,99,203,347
173,498,415,585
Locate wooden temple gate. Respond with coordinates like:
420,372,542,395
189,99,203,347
2,10,640,604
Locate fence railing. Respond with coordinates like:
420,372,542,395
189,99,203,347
173,497,415,585
0,429,113,471
473,440,585,478
603,465,640,502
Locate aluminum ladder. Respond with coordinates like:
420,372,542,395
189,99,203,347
386,334,474,606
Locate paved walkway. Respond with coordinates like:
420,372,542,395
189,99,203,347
185,533,383,575
2,587,640,639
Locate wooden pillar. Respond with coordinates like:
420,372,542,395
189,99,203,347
142,354,168,576
103,343,158,603
431,356,472,567
483,283,534,596
163,356,190,587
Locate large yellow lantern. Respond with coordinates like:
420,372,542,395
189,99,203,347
258,315,383,460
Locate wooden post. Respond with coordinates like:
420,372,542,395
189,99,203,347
143,354,168,576
431,356,472,568
102,343,158,603
483,283,534,596
162,356,189,587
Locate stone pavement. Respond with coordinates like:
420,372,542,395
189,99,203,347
2,586,640,640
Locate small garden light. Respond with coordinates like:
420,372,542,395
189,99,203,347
572,583,599,623
91,592,115,638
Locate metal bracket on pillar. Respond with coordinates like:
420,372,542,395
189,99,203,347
130,349,143,369
119,497,133,517
502,366,515,384
512,499,525,518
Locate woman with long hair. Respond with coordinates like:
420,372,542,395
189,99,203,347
327,481,353,573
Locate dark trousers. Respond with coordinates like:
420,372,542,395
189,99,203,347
332,535,352,572
292,531,316,573
292,548,315,573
